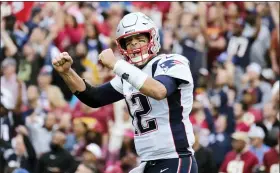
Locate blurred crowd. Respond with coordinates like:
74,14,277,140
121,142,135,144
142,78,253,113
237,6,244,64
0,2,279,173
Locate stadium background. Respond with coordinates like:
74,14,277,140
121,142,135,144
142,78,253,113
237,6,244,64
0,2,279,173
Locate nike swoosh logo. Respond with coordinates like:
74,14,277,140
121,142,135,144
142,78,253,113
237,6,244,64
160,168,169,173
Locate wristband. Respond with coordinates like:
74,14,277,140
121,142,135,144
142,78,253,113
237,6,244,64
113,60,148,90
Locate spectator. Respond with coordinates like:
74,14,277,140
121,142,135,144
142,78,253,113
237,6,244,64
22,85,47,122
256,102,280,147
233,102,251,132
119,130,138,173
208,65,233,114
37,65,54,110
263,134,279,173
54,8,84,52
0,77,25,147
1,57,28,109
25,112,57,156
224,15,261,94
25,7,43,35
72,101,114,145
57,112,72,132
270,27,279,77
248,125,270,164
0,138,18,173
199,2,227,71
12,125,37,173
27,26,60,67
0,87,17,142
75,43,99,84
240,63,272,112
190,100,210,131
220,131,259,173
1,23,18,63
207,110,235,169
98,4,123,38
268,2,280,77
27,26,58,67
83,23,108,64
256,3,275,32
39,2,60,29
81,143,102,172
174,12,205,87
17,43,44,86
57,112,76,152
193,127,217,173
246,11,271,68
226,14,260,69
3,14,17,34
36,131,78,173
46,85,70,115
79,3,97,24
70,119,89,160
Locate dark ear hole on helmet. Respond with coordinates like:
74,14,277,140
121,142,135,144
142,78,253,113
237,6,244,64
118,32,151,50
118,38,127,50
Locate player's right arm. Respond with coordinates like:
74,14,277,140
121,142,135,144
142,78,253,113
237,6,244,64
52,52,124,108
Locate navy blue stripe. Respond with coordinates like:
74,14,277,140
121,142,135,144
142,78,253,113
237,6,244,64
152,59,160,77
167,89,191,157
154,75,177,96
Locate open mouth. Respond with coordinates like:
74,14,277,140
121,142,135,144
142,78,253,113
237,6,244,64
130,49,142,58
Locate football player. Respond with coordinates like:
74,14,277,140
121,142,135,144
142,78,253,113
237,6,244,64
52,12,197,173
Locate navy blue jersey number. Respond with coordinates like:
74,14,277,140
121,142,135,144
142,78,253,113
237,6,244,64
130,93,157,135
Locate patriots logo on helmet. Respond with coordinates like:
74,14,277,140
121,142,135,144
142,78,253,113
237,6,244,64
159,59,184,72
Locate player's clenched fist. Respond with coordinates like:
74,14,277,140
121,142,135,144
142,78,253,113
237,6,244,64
52,52,73,73
98,48,118,70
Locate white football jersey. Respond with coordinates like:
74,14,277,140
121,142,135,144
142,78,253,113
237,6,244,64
110,54,195,161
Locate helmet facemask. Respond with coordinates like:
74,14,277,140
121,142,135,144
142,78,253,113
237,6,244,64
116,29,157,66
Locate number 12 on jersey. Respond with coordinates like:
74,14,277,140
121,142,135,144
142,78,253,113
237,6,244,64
127,93,158,135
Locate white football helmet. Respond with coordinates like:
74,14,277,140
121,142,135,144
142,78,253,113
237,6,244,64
115,12,161,65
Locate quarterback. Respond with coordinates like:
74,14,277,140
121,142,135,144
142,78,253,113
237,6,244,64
52,12,197,173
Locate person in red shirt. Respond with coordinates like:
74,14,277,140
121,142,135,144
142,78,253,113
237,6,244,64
220,131,259,173
234,102,250,132
263,135,280,173
190,100,210,130
72,101,114,135
54,11,84,52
